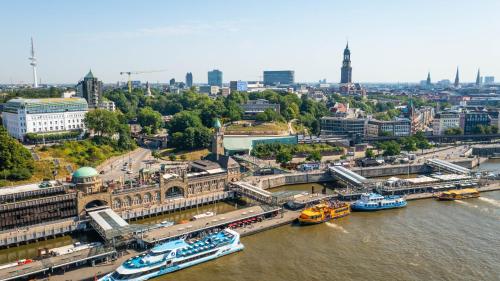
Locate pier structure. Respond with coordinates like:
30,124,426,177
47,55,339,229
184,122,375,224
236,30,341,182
426,159,471,175
0,246,116,281
136,205,281,248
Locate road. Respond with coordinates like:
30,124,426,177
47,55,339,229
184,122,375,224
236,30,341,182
98,147,154,182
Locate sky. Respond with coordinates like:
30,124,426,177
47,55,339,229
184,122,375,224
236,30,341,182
1,0,499,84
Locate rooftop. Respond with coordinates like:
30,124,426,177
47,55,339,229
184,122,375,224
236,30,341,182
73,167,98,178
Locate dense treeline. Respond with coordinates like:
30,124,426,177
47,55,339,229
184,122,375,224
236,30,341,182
103,88,330,150
0,126,35,180
374,132,432,156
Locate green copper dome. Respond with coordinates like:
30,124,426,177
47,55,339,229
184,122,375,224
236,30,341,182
214,118,222,129
73,167,98,178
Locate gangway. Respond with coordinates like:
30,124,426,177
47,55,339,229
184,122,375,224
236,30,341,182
88,208,145,242
230,181,276,205
426,159,471,175
329,166,367,187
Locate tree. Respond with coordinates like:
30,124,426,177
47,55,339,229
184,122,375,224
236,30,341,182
365,148,375,158
137,107,163,134
0,126,34,180
84,109,120,137
168,154,177,161
381,141,401,156
168,111,203,133
306,150,322,162
276,149,292,165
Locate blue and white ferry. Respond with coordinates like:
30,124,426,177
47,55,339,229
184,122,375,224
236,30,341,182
351,193,407,211
99,229,243,281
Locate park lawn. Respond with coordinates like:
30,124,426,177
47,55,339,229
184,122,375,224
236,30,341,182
159,148,210,161
226,122,288,133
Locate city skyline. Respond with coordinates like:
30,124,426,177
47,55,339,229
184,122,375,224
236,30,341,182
1,0,499,84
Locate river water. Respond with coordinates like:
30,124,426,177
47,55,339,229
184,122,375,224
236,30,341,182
156,190,500,281
1,162,499,280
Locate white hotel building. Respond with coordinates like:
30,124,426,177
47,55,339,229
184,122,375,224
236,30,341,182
2,98,88,140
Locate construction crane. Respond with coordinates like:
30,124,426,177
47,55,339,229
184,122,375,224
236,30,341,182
119,69,168,93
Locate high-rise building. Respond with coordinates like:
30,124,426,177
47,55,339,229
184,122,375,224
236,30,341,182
476,69,482,86
208,69,223,87
454,67,460,88
229,80,248,92
484,76,495,84
76,70,103,108
169,78,176,86
263,71,295,86
186,72,193,87
340,42,352,84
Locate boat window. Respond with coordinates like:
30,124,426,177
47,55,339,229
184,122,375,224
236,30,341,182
149,249,171,256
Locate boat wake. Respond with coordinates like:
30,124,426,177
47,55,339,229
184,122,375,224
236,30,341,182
478,197,500,208
455,200,478,208
325,222,349,233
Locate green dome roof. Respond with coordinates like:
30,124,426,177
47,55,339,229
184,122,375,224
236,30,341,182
214,118,222,129
73,167,98,178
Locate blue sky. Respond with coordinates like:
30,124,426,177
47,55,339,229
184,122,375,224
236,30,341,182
1,0,499,84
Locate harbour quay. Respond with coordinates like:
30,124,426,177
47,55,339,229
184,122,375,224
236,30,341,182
0,246,116,281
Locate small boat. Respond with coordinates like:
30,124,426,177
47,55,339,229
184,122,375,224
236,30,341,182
191,211,216,221
99,229,243,281
298,201,350,225
437,188,480,200
351,193,407,211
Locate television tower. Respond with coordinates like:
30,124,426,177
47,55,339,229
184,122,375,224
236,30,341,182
28,37,38,88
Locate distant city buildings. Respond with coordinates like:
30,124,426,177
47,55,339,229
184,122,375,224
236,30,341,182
208,69,223,87
186,72,193,88
263,70,294,86
230,80,248,92
2,97,88,140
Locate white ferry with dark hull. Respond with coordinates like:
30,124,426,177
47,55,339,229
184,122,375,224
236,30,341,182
351,193,407,211
99,229,243,281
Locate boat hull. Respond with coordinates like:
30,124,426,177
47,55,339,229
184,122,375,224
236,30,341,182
438,194,480,201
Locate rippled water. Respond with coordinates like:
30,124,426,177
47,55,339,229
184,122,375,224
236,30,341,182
155,191,500,281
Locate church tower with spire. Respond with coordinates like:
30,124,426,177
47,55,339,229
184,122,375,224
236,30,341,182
340,42,352,84
454,67,460,88
476,69,481,86
426,72,432,86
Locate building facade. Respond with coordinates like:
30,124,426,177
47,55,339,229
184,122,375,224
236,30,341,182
208,69,223,87
76,70,102,108
320,117,366,136
367,118,411,137
432,112,460,135
464,111,491,134
2,97,88,140
230,80,248,92
241,99,280,115
263,70,294,86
